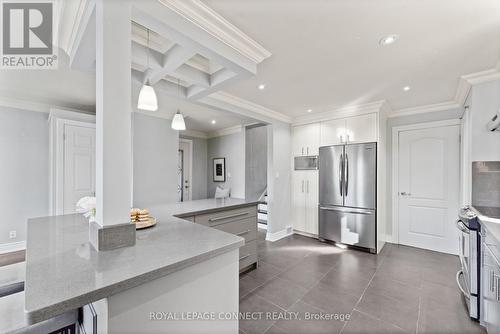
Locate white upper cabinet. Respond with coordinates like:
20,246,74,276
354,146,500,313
320,118,346,146
345,113,377,143
292,123,320,156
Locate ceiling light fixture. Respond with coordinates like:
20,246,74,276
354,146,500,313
211,120,216,124
258,84,266,90
307,109,312,113
403,86,411,91
171,79,186,131
379,34,399,46
137,28,158,111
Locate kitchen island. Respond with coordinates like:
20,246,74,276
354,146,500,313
23,198,259,333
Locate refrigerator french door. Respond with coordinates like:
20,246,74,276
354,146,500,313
319,143,377,251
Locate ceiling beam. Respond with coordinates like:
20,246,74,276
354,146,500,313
149,44,196,84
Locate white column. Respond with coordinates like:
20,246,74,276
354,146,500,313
95,0,131,227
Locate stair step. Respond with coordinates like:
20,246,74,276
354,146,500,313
258,209,267,214
258,219,268,225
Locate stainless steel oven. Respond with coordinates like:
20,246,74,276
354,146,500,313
456,206,480,320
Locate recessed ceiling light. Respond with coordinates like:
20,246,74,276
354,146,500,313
379,34,399,46
257,84,266,90
307,109,312,113
211,120,216,124
403,86,411,91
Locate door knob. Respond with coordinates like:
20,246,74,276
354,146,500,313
400,192,411,196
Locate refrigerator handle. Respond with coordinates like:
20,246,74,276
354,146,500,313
345,153,349,196
339,153,343,196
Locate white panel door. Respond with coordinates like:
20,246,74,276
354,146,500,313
179,140,192,201
63,124,96,214
305,171,319,235
291,172,306,232
398,125,460,254
320,118,346,146
345,113,377,143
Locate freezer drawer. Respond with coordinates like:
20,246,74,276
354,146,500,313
319,206,376,250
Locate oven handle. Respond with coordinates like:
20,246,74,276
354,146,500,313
456,219,470,234
456,270,470,299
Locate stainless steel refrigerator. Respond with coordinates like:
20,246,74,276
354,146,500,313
318,142,377,252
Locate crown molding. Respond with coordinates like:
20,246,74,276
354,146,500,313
388,101,461,118
203,91,292,124
293,100,387,126
462,69,500,85
0,96,94,115
158,0,271,64
60,0,95,56
207,124,242,138
181,130,209,139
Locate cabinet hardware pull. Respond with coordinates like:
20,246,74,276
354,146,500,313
301,180,304,193
239,254,250,261
307,180,309,193
236,230,251,236
496,275,500,301
209,212,248,222
491,270,496,293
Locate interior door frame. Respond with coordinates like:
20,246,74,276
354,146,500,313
49,109,96,215
391,119,461,245
179,138,193,201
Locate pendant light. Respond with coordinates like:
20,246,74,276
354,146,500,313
137,28,158,111
171,79,186,130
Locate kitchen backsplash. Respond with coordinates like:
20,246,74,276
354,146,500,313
472,161,500,207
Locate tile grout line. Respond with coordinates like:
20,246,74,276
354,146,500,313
339,249,390,334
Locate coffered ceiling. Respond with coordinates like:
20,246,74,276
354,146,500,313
204,0,500,117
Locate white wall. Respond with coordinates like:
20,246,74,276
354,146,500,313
133,113,179,208
180,135,208,200
0,107,49,245
386,107,462,238
470,79,500,161
207,131,246,199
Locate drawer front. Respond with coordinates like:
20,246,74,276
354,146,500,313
212,217,257,243
239,240,257,270
195,206,257,227
483,224,500,264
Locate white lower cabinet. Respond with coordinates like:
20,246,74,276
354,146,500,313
292,170,318,235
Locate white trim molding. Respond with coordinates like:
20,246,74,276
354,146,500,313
207,124,242,138
293,100,387,126
158,0,271,64
182,129,209,139
202,91,292,124
0,241,26,254
265,226,293,242
388,101,461,118
390,119,461,245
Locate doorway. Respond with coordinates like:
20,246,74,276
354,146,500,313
392,120,460,254
178,139,193,202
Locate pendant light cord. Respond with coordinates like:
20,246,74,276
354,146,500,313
146,28,150,84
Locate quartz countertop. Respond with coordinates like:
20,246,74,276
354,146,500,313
24,198,257,325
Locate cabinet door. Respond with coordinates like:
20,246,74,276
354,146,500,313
345,113,377,143
292,125,306,156
320,118,346,147
305,171,319,235
291,172,306,232
292,123,320,156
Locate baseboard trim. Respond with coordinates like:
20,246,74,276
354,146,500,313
293,230,318,239
0,241,26,254
265,226,293,242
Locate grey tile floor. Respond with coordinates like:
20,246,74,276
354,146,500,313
239,230,485,334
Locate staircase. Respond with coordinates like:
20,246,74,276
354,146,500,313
258,193,268,227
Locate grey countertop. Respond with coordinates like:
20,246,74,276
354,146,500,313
24,198,257,325
472,205,500,242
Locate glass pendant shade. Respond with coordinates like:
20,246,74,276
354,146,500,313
137,83,158,111
171,110,186,130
